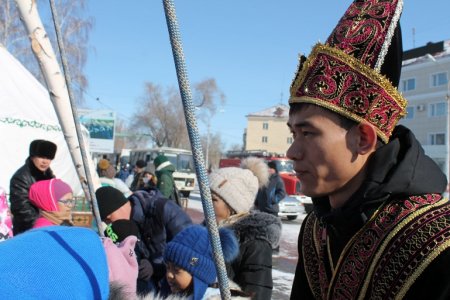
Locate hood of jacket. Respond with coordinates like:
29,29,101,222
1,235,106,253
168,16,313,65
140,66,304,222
155,163,175,175
230,211,282,248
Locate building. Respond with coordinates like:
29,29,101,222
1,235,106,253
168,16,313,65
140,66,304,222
245,104,291,154
398,40,450,178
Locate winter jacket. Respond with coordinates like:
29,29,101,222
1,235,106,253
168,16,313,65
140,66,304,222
255,173,286,215
129,189,192,283
156,164,176,200
291,125,450,300
9,157,54,235
224,211,282,300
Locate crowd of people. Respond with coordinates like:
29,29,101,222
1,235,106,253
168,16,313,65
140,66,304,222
2,0,450,299
0,138,281,299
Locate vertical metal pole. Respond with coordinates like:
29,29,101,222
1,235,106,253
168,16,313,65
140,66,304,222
48,0,103,234
162,1,231,299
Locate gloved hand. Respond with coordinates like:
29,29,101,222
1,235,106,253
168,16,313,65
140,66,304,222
138,258,154,281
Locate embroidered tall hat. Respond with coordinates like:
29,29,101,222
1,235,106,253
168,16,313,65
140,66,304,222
289,0,407,143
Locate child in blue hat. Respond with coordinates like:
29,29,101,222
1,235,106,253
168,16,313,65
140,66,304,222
163,225,249,299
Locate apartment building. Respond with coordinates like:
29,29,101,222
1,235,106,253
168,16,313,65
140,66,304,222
398,40,450,177
245,104,291,154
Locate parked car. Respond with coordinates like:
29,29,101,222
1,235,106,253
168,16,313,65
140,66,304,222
297,195,313,214
278,196,306,220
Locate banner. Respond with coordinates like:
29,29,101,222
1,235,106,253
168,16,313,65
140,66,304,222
78,109,115,153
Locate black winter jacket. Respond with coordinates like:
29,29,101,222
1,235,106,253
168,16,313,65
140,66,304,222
226,211,282,300
129,189,192,282
9,157,54,235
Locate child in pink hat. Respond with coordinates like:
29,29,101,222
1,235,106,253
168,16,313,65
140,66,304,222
28,178,74,229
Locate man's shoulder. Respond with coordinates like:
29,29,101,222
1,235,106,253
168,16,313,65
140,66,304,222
10,163,30,181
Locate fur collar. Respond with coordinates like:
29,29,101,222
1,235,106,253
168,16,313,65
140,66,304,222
229,211,282,248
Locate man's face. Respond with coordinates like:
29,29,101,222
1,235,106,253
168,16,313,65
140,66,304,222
286,105,362,201
31,157,52,172
105,201,131,224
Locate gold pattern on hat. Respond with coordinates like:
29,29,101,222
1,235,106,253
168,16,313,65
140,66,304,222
289,43,408,143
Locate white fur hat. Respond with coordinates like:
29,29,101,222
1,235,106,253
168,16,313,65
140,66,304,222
209,157,269,214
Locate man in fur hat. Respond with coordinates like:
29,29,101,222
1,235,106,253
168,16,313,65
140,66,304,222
9,139,57,235
288,1,450,299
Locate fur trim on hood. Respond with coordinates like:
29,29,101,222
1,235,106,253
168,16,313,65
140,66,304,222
230,211,282,248
240,156,269,188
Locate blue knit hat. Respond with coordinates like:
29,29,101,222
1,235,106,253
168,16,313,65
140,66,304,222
164,225,239,300
0,226,109,299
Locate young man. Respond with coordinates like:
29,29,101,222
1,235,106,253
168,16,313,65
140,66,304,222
287,1,450,299
9,139,57,235
95,186,192,292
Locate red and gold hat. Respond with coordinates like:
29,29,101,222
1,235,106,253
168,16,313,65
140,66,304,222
289,0,407,143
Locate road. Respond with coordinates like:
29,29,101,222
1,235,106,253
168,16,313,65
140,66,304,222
184,192,305,299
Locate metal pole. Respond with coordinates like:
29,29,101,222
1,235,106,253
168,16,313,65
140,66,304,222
162,1,231,298
48,0,103,234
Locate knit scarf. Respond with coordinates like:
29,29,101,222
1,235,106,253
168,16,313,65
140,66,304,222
40,210,73,226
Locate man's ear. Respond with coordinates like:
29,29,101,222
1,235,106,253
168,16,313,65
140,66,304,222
353,122,378,154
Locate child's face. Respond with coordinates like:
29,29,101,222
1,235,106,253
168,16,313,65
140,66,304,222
166,261,193,294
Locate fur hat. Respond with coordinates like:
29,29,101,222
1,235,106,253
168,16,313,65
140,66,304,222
135,159,146,169
164,225,239,300
95,186,129,220
289,0,406,143
104,219,139,243
0,226,109,299
29,139,57,159
209,157,269,214
154,155,171,171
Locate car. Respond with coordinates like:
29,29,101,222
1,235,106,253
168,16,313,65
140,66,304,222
296,194,313,214
278,196,306,220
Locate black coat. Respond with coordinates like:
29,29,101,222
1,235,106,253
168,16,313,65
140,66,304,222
9,158,54,235
129,189,192,282
290,126,450,300
226,211,282,300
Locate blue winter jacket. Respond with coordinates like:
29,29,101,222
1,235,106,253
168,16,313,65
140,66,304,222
129,189,192,281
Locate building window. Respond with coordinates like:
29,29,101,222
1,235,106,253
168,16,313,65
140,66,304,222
287,137,293,144
262,122,269,130
429,133,446,145
401,78,416,91
429,102,447,117
431,72,448,87
262,136,268,143
405,106,415,119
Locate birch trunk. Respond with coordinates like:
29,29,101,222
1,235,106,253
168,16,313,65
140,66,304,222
14,0,101,193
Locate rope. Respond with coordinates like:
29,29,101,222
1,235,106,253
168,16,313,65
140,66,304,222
162,1,231,299
48,0,103,235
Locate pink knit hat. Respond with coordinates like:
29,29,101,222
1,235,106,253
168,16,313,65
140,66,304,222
29,179,73,212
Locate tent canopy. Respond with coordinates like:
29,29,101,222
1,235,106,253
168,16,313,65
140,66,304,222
0,44,83,196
